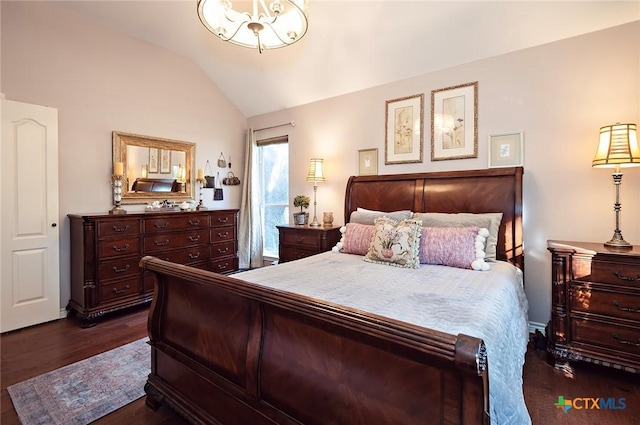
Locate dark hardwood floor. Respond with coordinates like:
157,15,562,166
2,307,639,425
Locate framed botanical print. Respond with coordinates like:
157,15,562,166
431,81,478,161
149,147,159,173
385,93,424,164
160,149,171,174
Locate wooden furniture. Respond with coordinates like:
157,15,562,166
277,224,342,263
143,167,523,425
548,240,640,374
67,209,238,327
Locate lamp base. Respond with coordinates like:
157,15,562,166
604,230,631,248
109,206,127,215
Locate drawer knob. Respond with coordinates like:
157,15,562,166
112,225,130,232
112,264,130,273
612,334,640,347
154,222,169,229
113,285,130,294
218,231,229,238
218,247,229,254
188,252,201,259
295,237,305,243
154,239,170,246
189,219,201,226
613,271,640,281
112,244,130,252
612,301,640,313
217,217,229,223
217,262,229,270
188,235,201,242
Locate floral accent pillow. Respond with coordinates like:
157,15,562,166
419,227,491,271
364,217,421,268
339,223,375,255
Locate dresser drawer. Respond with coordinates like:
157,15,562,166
210,226,237,243
210,256,238,274
98,257,140,281
570,284,640,321
210,210,237,227
152,246,208,265
211,240,237,259
573,258,640,286
98,237,140,259
280,230,319,249
144,229,208,253
572,318,640,357
99,276,140,303
144,214,208,233
97,218,140,238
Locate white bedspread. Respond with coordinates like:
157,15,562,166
236,252,531,425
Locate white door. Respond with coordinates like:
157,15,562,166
1,98,60,332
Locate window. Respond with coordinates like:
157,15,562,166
258,136,289,257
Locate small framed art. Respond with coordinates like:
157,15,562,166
488,131,524,168
149,147,159,173
358,148,378,175
431,81,478,161
160,149,171,174
385,93,424,164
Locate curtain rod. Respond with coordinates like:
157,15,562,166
253,121,295,132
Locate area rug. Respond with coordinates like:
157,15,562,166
7,337,149,425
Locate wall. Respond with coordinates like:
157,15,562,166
1,1,246,310
248,21,640,327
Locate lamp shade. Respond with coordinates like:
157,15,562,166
306,158,326,183
592,123,640,168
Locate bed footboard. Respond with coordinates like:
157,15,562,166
141,256,490,425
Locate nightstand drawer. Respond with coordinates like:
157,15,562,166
573,258,640,286
281,230,320,248
571,284,640,321
572,318,640,357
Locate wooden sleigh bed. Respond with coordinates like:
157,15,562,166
142,167,525,425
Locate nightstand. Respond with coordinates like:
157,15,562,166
277,224,342,263
547,240,640,374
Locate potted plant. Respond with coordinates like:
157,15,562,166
293,195,310,225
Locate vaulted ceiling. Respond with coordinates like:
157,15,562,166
54,1,639,117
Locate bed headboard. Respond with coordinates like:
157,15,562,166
344,166,523,269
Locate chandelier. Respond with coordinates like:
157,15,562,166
197,0,309,54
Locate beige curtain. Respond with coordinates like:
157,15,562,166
238,128,263,269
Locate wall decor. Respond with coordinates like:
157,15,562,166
160,149,171,174
431,81,478,161
149,147,159,173
488,131,524,168
385,93,424,164
358,148,378,175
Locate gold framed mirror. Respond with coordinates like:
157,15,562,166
112,131,195,204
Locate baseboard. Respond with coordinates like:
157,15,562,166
528,321,546,335
59,308,67,319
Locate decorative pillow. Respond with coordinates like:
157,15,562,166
419,227,491,271
413,213,503,261
331,223,375,255
364,217,421,268
349,209,413,225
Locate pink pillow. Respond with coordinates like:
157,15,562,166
341,223,375,255
419,227,489,270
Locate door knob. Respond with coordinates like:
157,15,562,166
51,223,57,227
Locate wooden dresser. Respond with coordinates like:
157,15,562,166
68,209,239,326
548,240,640,373
277,224,342,263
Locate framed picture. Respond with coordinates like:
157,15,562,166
160,149,171,174
488,131,524,168
385,93,424,164
149,147,159,173
431,81,478,161
358,148,378,175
